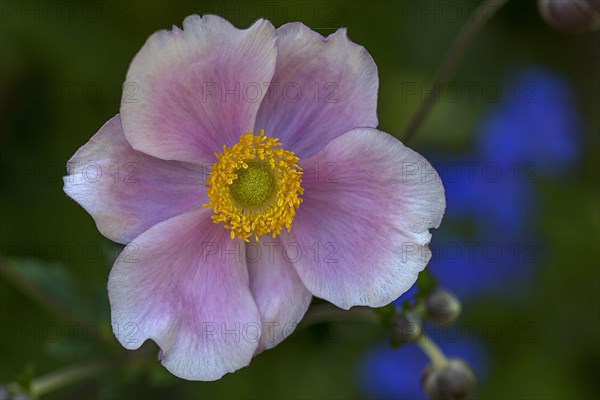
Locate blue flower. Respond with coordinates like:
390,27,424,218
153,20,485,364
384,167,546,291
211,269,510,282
427,231,537,300
422,153,537,299
432,153,536,238
478,67,582,176
368,66,582,399
397,67,582,301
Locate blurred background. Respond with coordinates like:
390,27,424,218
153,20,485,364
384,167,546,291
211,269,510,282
1,0,598,399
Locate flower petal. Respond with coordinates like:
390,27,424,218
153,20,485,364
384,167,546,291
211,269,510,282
246,239,312,353
63,115,206,244
108,207,262,381
254,23,378,158
121,15,277,164
280,128,445,309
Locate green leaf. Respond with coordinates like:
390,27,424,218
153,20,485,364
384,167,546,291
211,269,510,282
373,303,397,329
1,257,96,323
17,364,35,393
400,299,412,313
414,269,438,302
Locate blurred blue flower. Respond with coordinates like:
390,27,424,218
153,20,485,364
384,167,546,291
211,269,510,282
358,337,489,400
363,66,582,399
433,153,536,238
406,151,538,299
415,67,579,298
427,231,537,300
478,67,582,176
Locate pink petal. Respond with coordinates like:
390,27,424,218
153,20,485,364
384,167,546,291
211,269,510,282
254,23,378,158
108,207,262,381
63,115,206,244
120,15,277,164
280,128,446,309
246,239,312,353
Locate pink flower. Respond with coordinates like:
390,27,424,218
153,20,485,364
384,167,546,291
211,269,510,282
64,15,445,381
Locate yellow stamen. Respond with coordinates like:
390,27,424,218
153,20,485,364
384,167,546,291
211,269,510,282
204,130,303,242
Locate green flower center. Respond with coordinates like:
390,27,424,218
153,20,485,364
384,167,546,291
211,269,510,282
205,130,303,241
229,162,275,207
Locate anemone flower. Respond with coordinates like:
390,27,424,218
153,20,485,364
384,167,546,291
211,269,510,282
64,15,445,380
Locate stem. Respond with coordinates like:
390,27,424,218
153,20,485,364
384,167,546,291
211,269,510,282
0,259,116,347
401,0,509,143
0,259,89,327
412,301,426,317
298,303,379,329
28,362,111,397
8,349,156,397
417,334,449,369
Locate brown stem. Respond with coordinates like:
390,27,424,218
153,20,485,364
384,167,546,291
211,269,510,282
401,0,510,143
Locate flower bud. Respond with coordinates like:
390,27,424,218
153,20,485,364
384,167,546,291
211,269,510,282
538,0,600,32
425,289,461,326
391,312,422,346
422,359,476,400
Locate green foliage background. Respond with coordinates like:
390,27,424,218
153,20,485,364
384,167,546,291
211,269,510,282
1,0,598,398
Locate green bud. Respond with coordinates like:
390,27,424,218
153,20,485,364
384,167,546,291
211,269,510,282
422,359,476,400
538,0,600,32
391,312,422,346
425,289,461,326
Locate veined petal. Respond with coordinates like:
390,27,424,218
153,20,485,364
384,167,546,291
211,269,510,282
121,15,277,164
63,115,206,244
246,239,312,353
254,22,378,158
108,207,262,381
280,128,445,309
